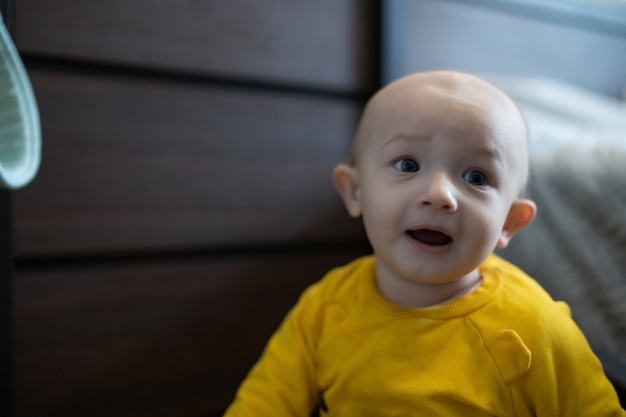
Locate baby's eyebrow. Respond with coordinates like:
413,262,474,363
468,143,502,160
380,135,503,161
380,135,428,149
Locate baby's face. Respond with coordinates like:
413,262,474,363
351,72,528,288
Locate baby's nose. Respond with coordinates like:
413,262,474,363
418,174,458,212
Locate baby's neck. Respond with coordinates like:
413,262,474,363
375,268,483,309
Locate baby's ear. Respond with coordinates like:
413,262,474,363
332,163,362,218
497,199,537,248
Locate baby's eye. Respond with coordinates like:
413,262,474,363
463,170,488,186
393,158,420,173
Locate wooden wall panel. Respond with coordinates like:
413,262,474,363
16,0,376,93
1,190,12,415
12,2,377,416
14,248,370,417
13,65,365,257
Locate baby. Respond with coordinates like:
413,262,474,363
224,71,625,416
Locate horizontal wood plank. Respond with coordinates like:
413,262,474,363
13,248,371,417
14,66,365,256
16,0,376,94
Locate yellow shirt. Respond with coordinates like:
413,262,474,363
224,254,625,416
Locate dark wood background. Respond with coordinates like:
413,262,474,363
10,1,377,416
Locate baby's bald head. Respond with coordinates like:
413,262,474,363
349,71,529,194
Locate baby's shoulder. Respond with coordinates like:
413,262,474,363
300,255,375,305
483,255,571,321
472,257,587,381
286,256,374,343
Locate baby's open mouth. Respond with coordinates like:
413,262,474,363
407,229,453,246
